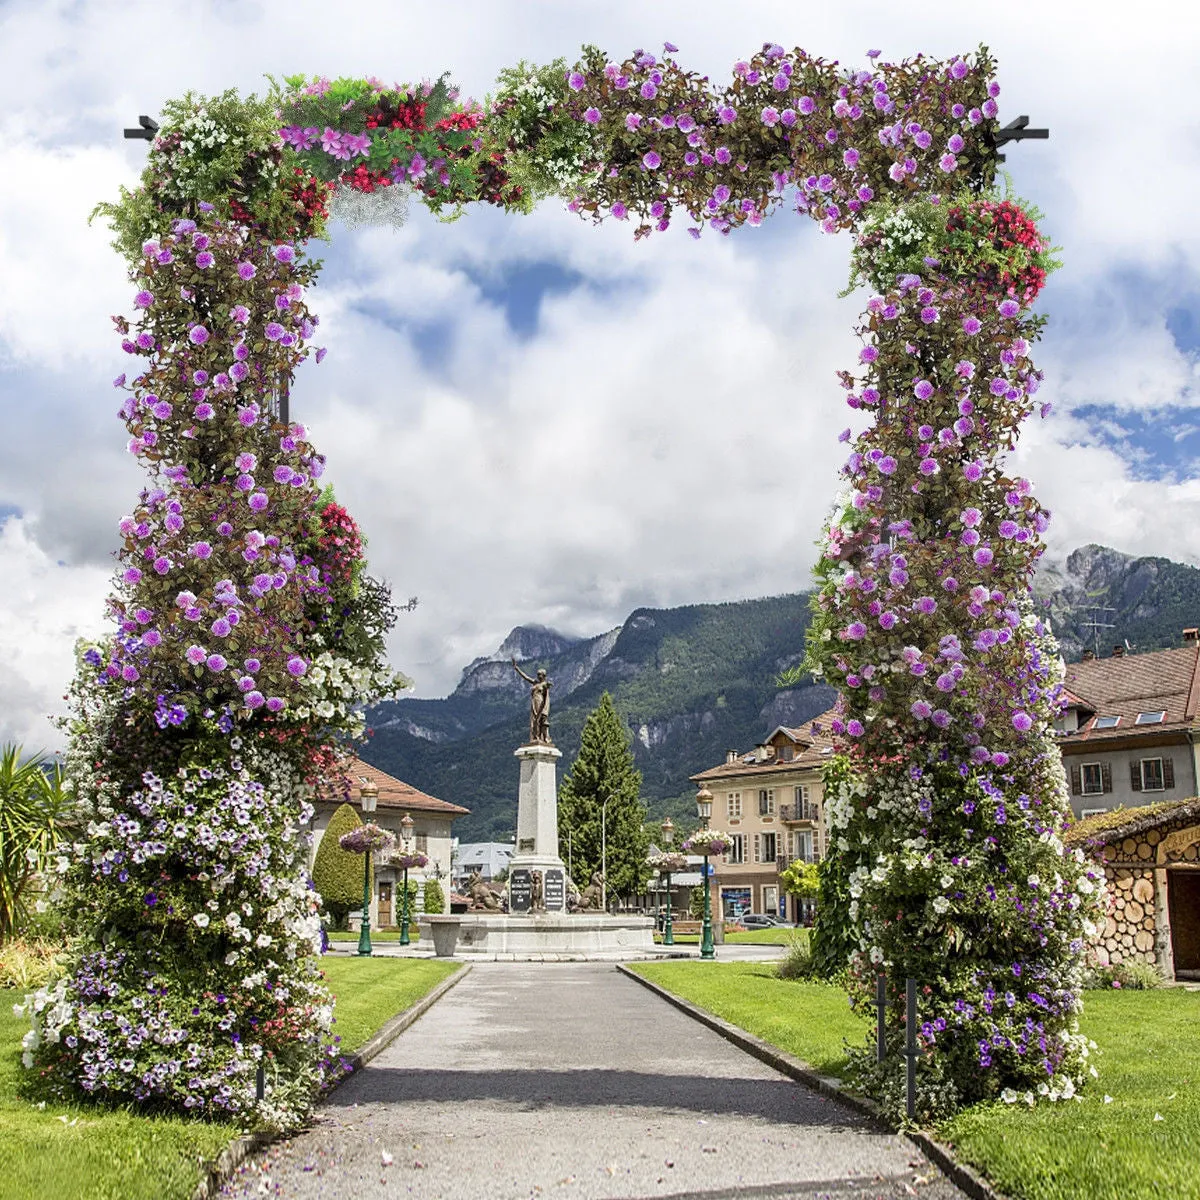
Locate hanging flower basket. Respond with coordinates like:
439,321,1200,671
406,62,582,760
648,851,688,873
681,831,731,857
391,851,429,871
339,823,395,854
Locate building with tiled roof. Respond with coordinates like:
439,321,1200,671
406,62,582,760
310,756,468,929
1055,634,1200,819
689,709,838,924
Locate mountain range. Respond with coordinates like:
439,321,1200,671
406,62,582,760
362,544,1200,841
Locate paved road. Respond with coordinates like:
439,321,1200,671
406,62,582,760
222,964,965,1200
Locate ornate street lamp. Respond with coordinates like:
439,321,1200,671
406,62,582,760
695,787,715,961
399,811,415,947
357,779,379,957
661,817,676,946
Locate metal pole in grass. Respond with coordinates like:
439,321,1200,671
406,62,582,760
876,973,887,1063
357,780,379,956
906,977,917,1120
661,816,676,947
256,1060,265,1102
695,788,715,960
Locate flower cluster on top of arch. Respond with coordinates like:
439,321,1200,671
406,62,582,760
24,40,1094,1130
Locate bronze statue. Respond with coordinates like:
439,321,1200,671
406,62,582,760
466,870,503,911
530,871,544,913
511,657,552,744
578,871,605,911
566,877,582,912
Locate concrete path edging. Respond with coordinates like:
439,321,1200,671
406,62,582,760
617,963,1011,1200
190,963,471,1200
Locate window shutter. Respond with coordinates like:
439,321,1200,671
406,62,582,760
1070,765,1082,795
1164,757,1175,788
1130,761,1142,792
1101,763,1112,794
753,834,761,863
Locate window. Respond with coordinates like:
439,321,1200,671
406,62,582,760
761,832,777,861
1135,711,1166,725
791,830,815,862
794,784,817,820
758,788,775,816
416,834,428,854
726,791,742,819
779,744,794,762
1133,757,1174,792
762,884,779,915
726,834,745,865
1071,761,1111,796
1093,715,1120,729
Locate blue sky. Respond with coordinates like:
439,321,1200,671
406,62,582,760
0,0,1197,747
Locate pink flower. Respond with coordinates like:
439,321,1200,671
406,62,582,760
185,645,206,666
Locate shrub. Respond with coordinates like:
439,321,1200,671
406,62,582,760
777,936,816,981
313,803,368,927
1085,960,1161,990
0,937,62,990
422,878,445,914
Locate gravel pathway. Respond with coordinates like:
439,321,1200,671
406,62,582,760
221,963,965,1200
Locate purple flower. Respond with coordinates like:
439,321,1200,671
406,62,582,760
914,379,934,400
915,596,938,615
189,325,209,345
134,290,154,309
878,456,897,475
195,251,214,269
286,655,307,677
640,81,657,100
964,462,984,483
998,299,1020,317
264,322,285,342
153,556,171,575
245,690,265,709
717,105,737,124
962,316,982,335
919,458,938,476
194,402,214,420
236,262,256,280
248,492,269,512
567,71,585,91
231,305,250,324
939,153,958,173
920,306,939,324
846,719,865,738
797,96,816,115
206,653,227,673
266,696,286,712
584,107,601,125
664,41,678,53
610,202,628,220
185,645,206,666
932,709,951,728
190,541,212,559
274,245,296,264
642,150,661,169
1012,711,1034,732
911,700,932,719
142,629,161,648
761,107,780,126
973,547,994,566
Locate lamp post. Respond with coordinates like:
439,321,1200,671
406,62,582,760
357,780,378,957
696,787,715,960
399,811,415,947
601,792,612,912
661,816,676,947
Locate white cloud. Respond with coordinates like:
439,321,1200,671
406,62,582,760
0,0,1198,728
0,517,110,751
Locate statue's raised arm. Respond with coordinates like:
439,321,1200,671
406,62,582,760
511,657,536,686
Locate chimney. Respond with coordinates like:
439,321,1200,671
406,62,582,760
726,750,738,764
1081,650,1094,661
1112,645,1124,658
1184,628,1199,644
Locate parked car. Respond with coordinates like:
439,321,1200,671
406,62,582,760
740,913,784,929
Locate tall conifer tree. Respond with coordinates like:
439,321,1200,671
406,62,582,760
558,692,648,899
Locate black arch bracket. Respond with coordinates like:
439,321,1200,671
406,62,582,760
123,115,159,141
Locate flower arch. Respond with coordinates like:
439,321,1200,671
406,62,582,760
23,41,1099,1128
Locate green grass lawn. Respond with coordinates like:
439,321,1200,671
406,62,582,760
631,960,863,1077
630,962,1200,1200
0,956,459,1200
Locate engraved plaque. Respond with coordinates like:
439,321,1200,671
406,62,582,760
509,868,532,913
543,868,565,911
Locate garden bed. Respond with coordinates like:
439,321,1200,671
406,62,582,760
629,962,1200,1200
0,957,459,1200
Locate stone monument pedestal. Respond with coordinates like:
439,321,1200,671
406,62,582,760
418,912,656,960
507,743,569,914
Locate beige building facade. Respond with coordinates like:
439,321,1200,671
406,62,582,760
310,757,468,929
690,710,836,923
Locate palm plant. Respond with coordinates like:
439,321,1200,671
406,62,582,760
0,745,72,940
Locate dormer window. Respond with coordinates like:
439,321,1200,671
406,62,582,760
1135,711,1166,725
1093,716,1120,729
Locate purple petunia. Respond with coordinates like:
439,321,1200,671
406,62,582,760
189,325,210,345
643,150,661,169
266,696,286,712
962,316,982,335
1012,711,1034,732
584,107,601,125
286,655,307,677
273,245,296,264
206,653,227,673
134,290,154,309
236,262,256,280
185,645,206,666
195,251,214,269
567,71,585,91
248,492,269,512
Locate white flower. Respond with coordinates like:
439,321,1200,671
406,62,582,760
225,951,240,966
1001,1088,1018,1104
932,896,951,914
255,933,273,948
193,913,211,928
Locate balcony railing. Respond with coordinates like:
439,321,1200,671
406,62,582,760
780,803,819,823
